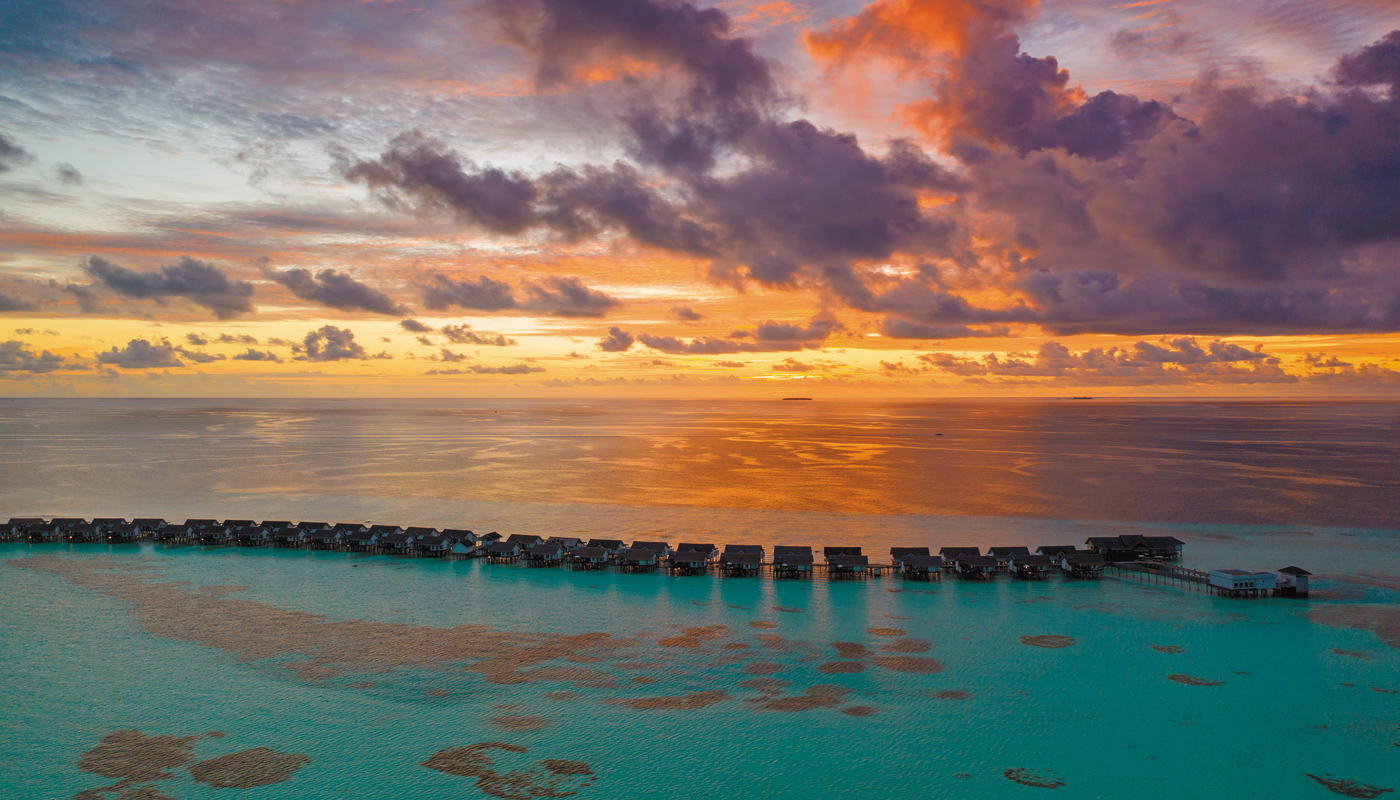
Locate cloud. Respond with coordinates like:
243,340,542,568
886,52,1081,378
671,306,703,321
771,357,813,372
436,348,469,362
300,325,368,361
597,326,636,352
440,323,518,346
0,292,39,312
184,333,209,346
918,338,1294,384
266,267,406,315
879,319,1010,339
95,339,184,369
216,333,259,345
416,335,433,346
715,360,745,367
399,319,434,333
425,363,546,375
232,348,282,363
84,256,255,319
628,316,840,354
54,163,83,185
524,276,619,317
0,133,34,172
63,284,101,313
420,274,519,312
174,346,224,363
0,340,73,373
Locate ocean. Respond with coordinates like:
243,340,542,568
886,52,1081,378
1,399,1397,799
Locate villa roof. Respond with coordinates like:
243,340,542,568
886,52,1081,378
989,546,1031,556
890,547,930,557
939,546,981,557
1277,566,1313,576
773,545,811,555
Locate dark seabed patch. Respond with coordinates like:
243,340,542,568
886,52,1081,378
1005,768,1066,789
1020,635,1077,649
1311,605,1400,651
187,747,309,788
608,691,728,711
929,690,972,701
722,643,748,650
77,730,208,786
489,715,553,732
762,684,850,712
737,678,790,692
1373,688,1398,694
773,606,805,613
842,706,877,716
867,627,905,636
832,642,874,659
350,681,377,689
421,743,596,799
748,621,777,629
870,657,944,674
818,661,866,674
632,676,657,684
726,604,748,609
1332,649,1374,660
1306,773,1394,798
657,626,727,648
743,661,784,675
883,614,910,619
1152,645,1185,654
881,638,930,653
1169,674,1224,686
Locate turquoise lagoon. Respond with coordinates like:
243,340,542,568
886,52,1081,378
1,399,1398,798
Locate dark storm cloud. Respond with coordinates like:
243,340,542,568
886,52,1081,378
0,133,34,172
83,256,255,318
0,340,74,373
265,268,406,315
0,292,39,312
399,319,434,333
523,276,620,317
95,338,184,369
300,325,367,361
420,274,519,312
596,326,636,352
671,306,702,321
440,324,518,346
232,348,282,363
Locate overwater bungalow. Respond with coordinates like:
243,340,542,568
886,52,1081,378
619,547,659,572
939,546,981,561
91,517,129,531
484,541,523,562
478,531,504,545
1009,553,1053,579
570,546,611,570
586,538,626,558
629,540,670,558
507,534,544,549
1276,566,1311,598
3,518,45,540
669,549,710,575
414,532,456,557
50,517,89,529
329,523,368,548
342,528,381,552
1085,535,1184,561
828,553,871,579
270,526,305,548
773,546,814,579
297,522,331,535
441,529,477,556
890,546,930,566
26,523,62,543
954,555,998,580
899,554,943,580
526,542,564,567
676,543,719,563
1060,553,1105,578
988,546,1030,571
66,523,102,542
719,549,762,576
546,536,584,552
306,528,342,550
237,525,270,546
366,524,405,542
380,530,421,555
106,523,143,543
198,523,234,546
158,523,197,545
1208,569,1275,597
1036,545,1078,559
132,518,167,534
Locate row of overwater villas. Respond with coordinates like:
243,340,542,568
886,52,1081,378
0,517,1176,580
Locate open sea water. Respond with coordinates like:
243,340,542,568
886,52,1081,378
1,399,1397,799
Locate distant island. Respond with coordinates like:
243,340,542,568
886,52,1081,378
781,397,813,401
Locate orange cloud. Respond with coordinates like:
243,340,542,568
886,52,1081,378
805,0,1037,70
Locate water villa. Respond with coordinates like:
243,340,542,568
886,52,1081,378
3,515,1318,600
773,546,814,579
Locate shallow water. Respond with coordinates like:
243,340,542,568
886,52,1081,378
1,399,1397,799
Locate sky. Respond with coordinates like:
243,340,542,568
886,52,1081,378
1,0,1398,398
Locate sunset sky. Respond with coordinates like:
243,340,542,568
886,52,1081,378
2,0,1398,397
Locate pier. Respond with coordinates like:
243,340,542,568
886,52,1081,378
1,516,1311,598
